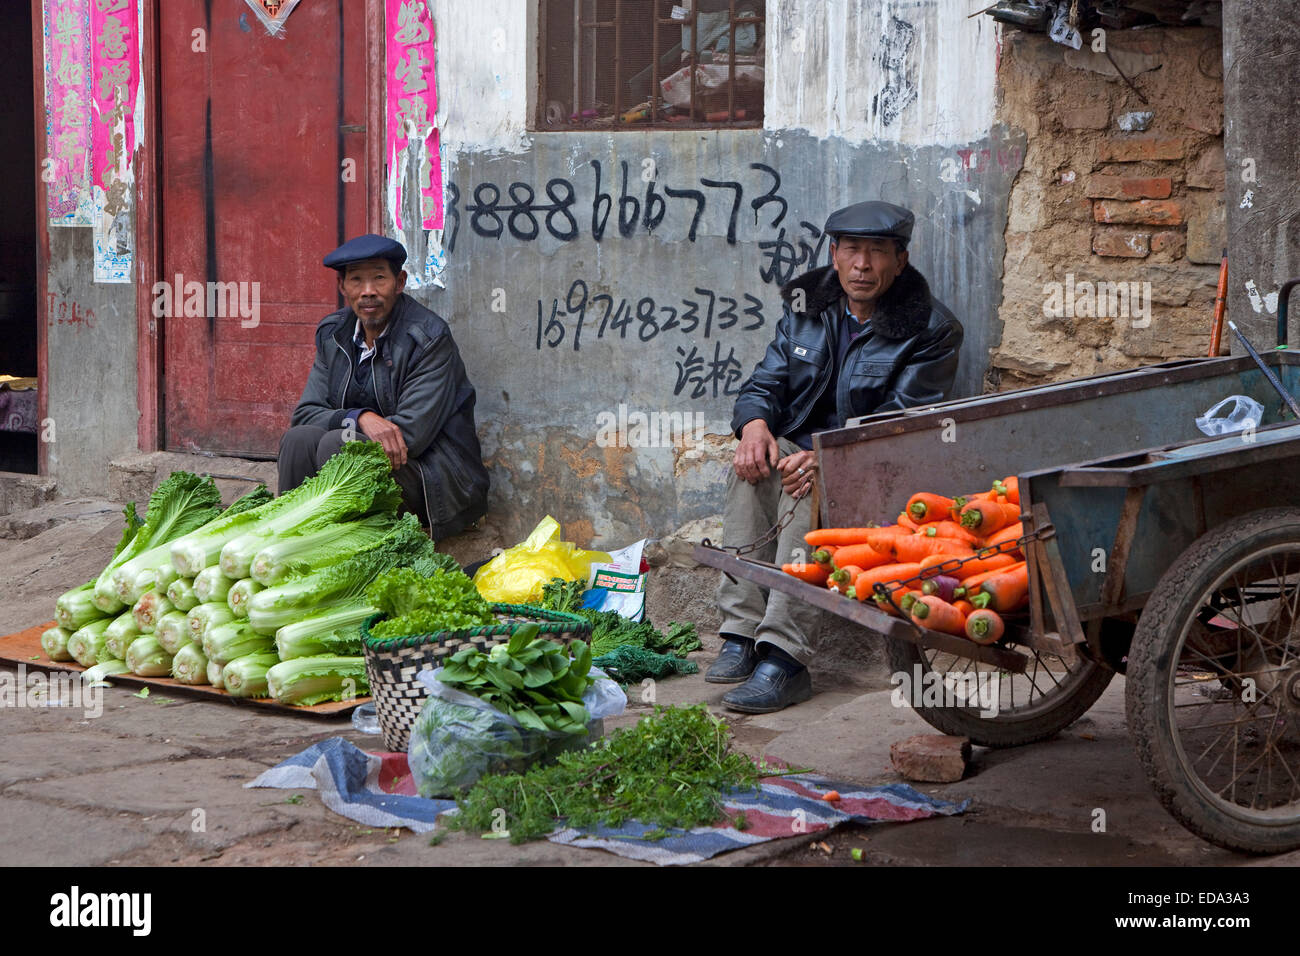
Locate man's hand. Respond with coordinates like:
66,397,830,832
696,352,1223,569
357,411,408,470
734,419,780,484
777,449,817,499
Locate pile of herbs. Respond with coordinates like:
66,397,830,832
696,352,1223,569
445,704,764,843
366,565,494,638
540,578,702,658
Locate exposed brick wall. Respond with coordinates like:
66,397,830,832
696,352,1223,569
989,27,1226,388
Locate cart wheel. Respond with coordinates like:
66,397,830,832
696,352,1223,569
885,630,1114,749
1127,507,1300,854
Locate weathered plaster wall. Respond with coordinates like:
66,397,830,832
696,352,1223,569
44,228,139,497
413,0,1020,548
989,27,1226,387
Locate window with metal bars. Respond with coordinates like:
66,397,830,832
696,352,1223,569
538,0,765,130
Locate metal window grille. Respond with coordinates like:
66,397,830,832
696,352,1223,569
538,0,765,130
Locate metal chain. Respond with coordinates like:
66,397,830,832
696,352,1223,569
702,495,805,558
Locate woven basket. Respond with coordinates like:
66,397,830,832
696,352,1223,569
360,603,592,752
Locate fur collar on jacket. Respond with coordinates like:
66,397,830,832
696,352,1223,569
779,263,934,340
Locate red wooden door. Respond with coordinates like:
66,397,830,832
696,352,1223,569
159,1,371,456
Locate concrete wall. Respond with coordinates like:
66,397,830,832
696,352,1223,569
411,0,1021,547
44,229,140,498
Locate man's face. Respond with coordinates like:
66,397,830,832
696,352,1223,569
831,235,908,309
338,258,407,331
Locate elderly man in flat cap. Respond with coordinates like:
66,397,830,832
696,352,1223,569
278,234,489,539
710,200,964,713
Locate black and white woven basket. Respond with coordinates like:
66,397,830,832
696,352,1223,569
360,603,592,752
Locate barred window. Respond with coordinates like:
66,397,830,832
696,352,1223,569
538,0,766,130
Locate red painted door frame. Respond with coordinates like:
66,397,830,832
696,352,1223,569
32,0,387,468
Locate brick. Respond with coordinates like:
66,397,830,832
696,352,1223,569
1150,230,1186,260
1097,137,1185,163
1060,104,1110,130
1187,145,1226,190
890,734,971,783
1092,229,1151,258
1185,192,1226,265
1094,199,1184,226
1086,175,1173,200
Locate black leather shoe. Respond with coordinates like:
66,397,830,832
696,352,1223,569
705,637,759,683
721,656,812,714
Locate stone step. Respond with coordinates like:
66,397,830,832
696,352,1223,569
0,472,57,517
108,452,278,508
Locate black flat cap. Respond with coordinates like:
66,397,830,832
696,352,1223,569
823,201,915,243
323,234,408,271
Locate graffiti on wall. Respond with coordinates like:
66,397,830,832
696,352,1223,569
42,0,93,226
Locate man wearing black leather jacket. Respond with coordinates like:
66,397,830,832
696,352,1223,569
278,234,489,541
710,201,964,713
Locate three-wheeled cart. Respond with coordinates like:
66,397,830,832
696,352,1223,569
697,345,1300,854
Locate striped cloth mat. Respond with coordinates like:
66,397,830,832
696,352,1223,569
247,737,968,865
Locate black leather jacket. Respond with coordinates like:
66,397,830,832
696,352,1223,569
731,264,963,439
291,293,490,539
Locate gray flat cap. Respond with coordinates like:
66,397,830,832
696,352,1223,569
823,201,915,243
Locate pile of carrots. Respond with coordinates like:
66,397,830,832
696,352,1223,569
780,476,1029,646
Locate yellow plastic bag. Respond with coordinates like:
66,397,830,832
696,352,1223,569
473,516,612,605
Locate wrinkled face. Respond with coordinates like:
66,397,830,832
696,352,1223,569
338,258,407,330
831,235,908,309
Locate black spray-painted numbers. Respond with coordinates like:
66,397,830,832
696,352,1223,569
447,162,787,253
535,277,767,352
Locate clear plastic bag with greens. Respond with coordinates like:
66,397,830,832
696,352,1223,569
406,665,625,798
472,516,611,605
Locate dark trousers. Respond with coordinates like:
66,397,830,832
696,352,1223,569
278,425,430,528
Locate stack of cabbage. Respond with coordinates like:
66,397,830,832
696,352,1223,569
46,442,454,705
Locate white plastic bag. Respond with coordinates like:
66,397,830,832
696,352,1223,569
1196,395,1262,437
406,665,626,798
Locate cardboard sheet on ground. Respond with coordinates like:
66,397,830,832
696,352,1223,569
0,621,368,716
248,737,970,865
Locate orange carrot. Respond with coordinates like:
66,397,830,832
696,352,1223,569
851,563,925,602
806,526,908,549
909,595,969,636
954,560,1027,598
828,542,897,571
953,598,975,617
917,520,984,546
950,551,1020,582
892,535,975,565
947,491,995,522
958,499,1021,535
810,545,839,568
966,609,1006,645
970,563,1031,613
905,493,956,524
993,476,1020,505
896,511,920,531
827,564,864,592
984,523,1025,550
782,563,830,586
918,553,973,579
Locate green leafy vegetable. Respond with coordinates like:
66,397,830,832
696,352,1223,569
41,626,74,662
125,635,174,677
540,577,589,615
266,655,369,706
446,705,763,844
222,652,280,698
246,513,401,586
274,601,376,659
67,618,113,667
367,566,495,638
171,643,210,684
